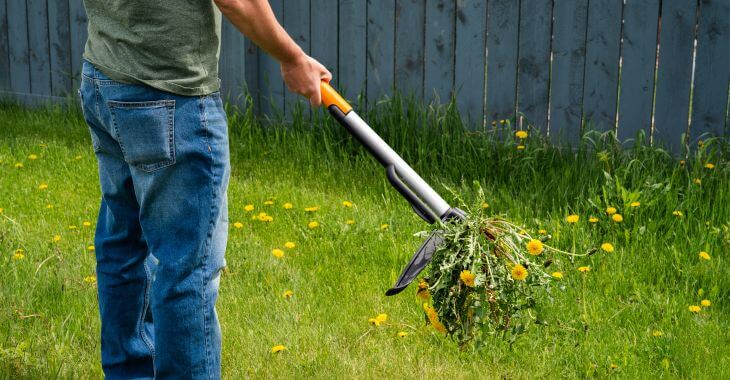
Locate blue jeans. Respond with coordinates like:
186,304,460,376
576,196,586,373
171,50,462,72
79,61,229,379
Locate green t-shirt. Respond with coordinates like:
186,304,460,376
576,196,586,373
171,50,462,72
82,0,222,96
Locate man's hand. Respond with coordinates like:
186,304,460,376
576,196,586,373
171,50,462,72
214,0,332,107
281,53,332,107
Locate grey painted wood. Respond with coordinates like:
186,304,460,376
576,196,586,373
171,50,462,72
454,0,487,127
424,0,455,103
582,0,622,132
653,0,697,153
219,19,246,106
284,0,310,116
339,0,367,102
27,0,51,96
310,0,338,79
617,0,660,143
69,0,87,91
395,0,425,99
48,0,71,96
486,0,520,123
7,0,30,94
244,38,259,113
549,0,589,143
517,0,552,132
366,0,395,103
0,0,10,90
258,0,285,116
690,0,730,140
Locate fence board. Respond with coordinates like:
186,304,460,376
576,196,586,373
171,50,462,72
653,0,697,152
27,0,51,96
454,0,487,127
258,0,285,116
339,0,367,102
310,0,338,78
583,0,622,132
219,19,246,106
617,0,659,143
424,0,455,103
69,0,87,91
395,0,425,99
283,0,310,116
244,38,259,112
366,0,395,103
549,0,589,142
0,0,9,91
690,0,730,141
486,0,520,124
48,0,71,97
517,0,552,132
7,0,30,94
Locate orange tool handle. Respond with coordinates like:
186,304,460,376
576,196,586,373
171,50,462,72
320,81,352,114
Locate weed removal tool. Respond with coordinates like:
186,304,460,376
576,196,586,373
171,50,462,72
320,82,466,296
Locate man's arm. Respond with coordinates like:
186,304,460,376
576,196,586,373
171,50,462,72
213,0,332,106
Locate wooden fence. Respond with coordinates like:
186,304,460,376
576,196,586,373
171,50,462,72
1,0,728,152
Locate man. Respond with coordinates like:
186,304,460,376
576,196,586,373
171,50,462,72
78,0,331,378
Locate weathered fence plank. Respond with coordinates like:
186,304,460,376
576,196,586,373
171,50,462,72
617,0,659,143
69,0,87,91
244,39,259,112
7,0,30,95
395,0,425,99
454,0,487,127
48,0,72,97
653,0,697,152
339,0,367,102
219,19,246,106
486,0,520,124
517,0,552,132
550,0,589,142
311,0,338,79
0,0,10,91
27,0,52,96
258,0,285,116
284,0,310,116
366,0,395,103
424,0,455,103
690,0,730,141
583,0,622,132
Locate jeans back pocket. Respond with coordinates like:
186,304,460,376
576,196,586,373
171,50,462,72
108,100,176,172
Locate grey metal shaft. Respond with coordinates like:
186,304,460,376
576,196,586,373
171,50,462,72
342,111,451,218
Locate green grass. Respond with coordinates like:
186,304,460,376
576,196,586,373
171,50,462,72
0,99,728,379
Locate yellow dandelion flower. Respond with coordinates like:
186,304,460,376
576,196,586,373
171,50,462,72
611,214,623,222
565,214,579,224
375,313,388,324
304,206,320,212
600,242,615,253
679,160,686,167
271,345,286,354
87,245,95,252
526,239,544,255
69,225,78,230
578,266,591,273
272,249,284,258
244,204,254,212
38,183,48,190
307,221,320,229
12,250,25,260
551,271,563,279
516,145,526,150
511,264,528,281
697,288,704,297
82,221,92,227
0,208,3,214
284,242,296,249
672,210,683,217
481,202,489,209
515,130,528,139
630,201,640,207
283,202,293,209
459,270,476,287
698,251,710,260
28,154,38,160
588,216,599,223
342,200,353,207
610,364,618,370
397,331,408,338
264,200,274,205
283,290,294,299
701,299,711,307
688,305,701,313
53,235,61,243
233,222,243,229
606,207,617,215
652,330,664,337
423,303,446,333
46,204,54,209
74,155,83,160
416,280,430,300
694,178,701,185
368,318,381,326
262,215,273,222
14,163,23,169
704,163,714,169
538,229,547,235
84,275,97,283
345,219,355,225
380,223,389,231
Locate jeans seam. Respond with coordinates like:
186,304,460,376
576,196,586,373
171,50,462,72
199,94,214,380
140,260,156,358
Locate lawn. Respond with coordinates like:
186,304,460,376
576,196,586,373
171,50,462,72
0,100,728,379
